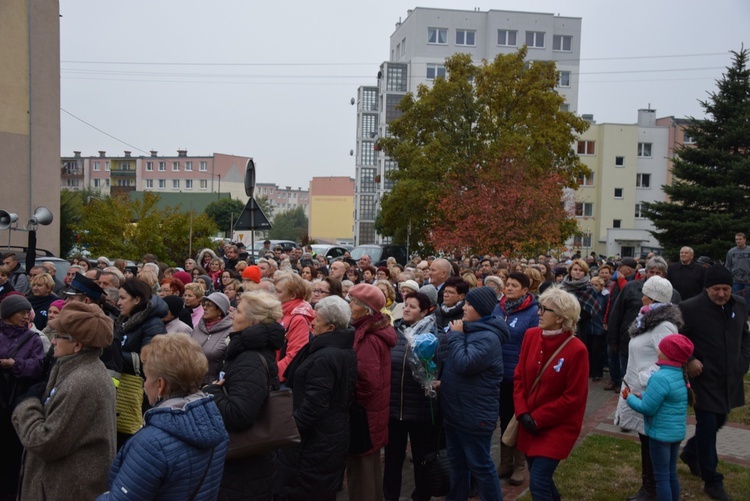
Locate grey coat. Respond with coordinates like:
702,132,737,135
12,350,117,501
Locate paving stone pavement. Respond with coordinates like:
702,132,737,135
338,377,750,500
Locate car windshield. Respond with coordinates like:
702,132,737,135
350,246,383,263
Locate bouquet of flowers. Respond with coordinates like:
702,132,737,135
403,316,440,398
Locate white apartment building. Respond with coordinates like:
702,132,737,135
354,7,582,244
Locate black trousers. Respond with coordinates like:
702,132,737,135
586,335,606,378
383,418,439,501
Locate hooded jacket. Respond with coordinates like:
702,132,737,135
99,393,228,500
192,314,232,385
441,315,508,435
626,364,689,443
13,350,116,501
204,321,285,499
351,312,397,454
278,298,315,381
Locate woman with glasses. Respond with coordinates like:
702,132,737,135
191,292,232,386
310,277,343,307
513,287,589,500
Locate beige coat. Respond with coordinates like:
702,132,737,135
12,350,117,500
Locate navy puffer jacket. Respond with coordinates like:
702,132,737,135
498,294,539,381
440,315,508,435
99,393,228,500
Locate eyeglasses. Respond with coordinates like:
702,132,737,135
53,333,74,341
312,288,330,295
538,304,559,316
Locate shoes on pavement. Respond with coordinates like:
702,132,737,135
680,450,701,477
603,382,618,391
704,482,730,501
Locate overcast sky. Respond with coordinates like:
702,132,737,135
60,0,749,188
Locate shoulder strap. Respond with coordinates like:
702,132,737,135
530,335,575,393
9,330,38,359
255,352,271,391
188,447,215,501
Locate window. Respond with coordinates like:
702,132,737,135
401,38,406,56
360,167,375,193
362,88,377,111
573,233,592,247
577,140,595,155
636,173,651,188
613,219,622,228
553,35,573,52
637,142,652,158
557,71,571,87
199,179,208,189
185,161,192,171
158,162,166,171
362,114,377,138
386,94,403,122
146,162,153,172
170,179,178,189
615,156,625,167
360,195,376,219
683,133,695,144
172,162,179,171
456,29,476,46
359,223,376,245
384,160,397,190
361,143,375,166
525,31,545,48
105,162,110,172
497,29,517,46
94,179,101,188
575,202,593,217
427,28,447,45
105,179,110,188
199,161,207,172
559,103,570,112
120,162,129,170
426,64,446,80
386,64,407,92
577,172,594,186
614,188,624,198
635,203,645,218
93,162,100,172
185,179,193,189
396,42,401,57
158,179,166,189
145,179,153,188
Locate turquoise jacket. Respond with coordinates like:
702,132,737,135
626,364,688,443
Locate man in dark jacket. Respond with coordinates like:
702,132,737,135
667,246,706,300
679,265,750,501
603,257,637,390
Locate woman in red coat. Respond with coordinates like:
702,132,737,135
347,283,397,501
514,287,589,500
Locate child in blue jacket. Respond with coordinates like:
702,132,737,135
623,334,695,501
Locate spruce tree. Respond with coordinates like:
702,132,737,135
645,47,750,260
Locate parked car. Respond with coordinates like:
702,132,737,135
2,247,70,284
350,244,408,266
309,245,349,261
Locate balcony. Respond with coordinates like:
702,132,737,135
61,164,83,178
110,168,136,177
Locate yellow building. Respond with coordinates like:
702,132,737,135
0,0,61,253
308,177,354,244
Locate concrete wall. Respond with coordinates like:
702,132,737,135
309,177,354,243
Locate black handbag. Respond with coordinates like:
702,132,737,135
416,426,450,497
348,396,372,454
225,353,300,460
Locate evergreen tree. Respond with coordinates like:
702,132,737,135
645,47,750,260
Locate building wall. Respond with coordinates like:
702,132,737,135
0,0,61,254
309,177,354,244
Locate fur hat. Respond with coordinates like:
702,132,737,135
49,301,113,348
465,286,498,318
1,294,32,319
704,265,733,289
349,283,385,312
203,292,230,316
658,334,694,365
242,265,262,284
642,276,673,304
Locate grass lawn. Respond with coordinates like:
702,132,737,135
516,434,750,501
727,372,750,425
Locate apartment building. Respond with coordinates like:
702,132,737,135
354,7,582,245
255,183,310,217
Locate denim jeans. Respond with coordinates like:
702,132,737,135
527,456,561,500
649,439,680,501
444,427,502,501
682,409,727,485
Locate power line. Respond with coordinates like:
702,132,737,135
61,108,149,154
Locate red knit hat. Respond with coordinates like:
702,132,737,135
659,334,694,365
349,283,385,312
242,265,262,284
173,271,192,286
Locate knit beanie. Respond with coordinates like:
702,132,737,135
242,265,262,284
162,295,185,319
172,271,192,286
465,286,498,318
197,275,214,293
704,265,732,288
419,284,438,307
49,301,114,348
658,334,694,365
642,275,673,304
400,280,420,293
1,294,32,320
50,299,67,311
349,283,385,312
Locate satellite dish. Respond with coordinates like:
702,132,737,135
244,159,256,198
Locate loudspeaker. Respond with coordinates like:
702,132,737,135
28,206,53,226
0,210,18,230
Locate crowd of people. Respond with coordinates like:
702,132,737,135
0,234,748,501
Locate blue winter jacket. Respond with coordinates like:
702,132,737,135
626,364,688,443
497,295,539,381
440,315,508,435
98,393,229,500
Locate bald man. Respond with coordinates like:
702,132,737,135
667,246,706,300
429,258,452,305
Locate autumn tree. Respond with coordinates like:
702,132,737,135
377,49,589,254
269,206,308,242
76,191,217,264
644,48,750,260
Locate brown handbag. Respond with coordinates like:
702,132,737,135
225,353,301,460
501,335,575,447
